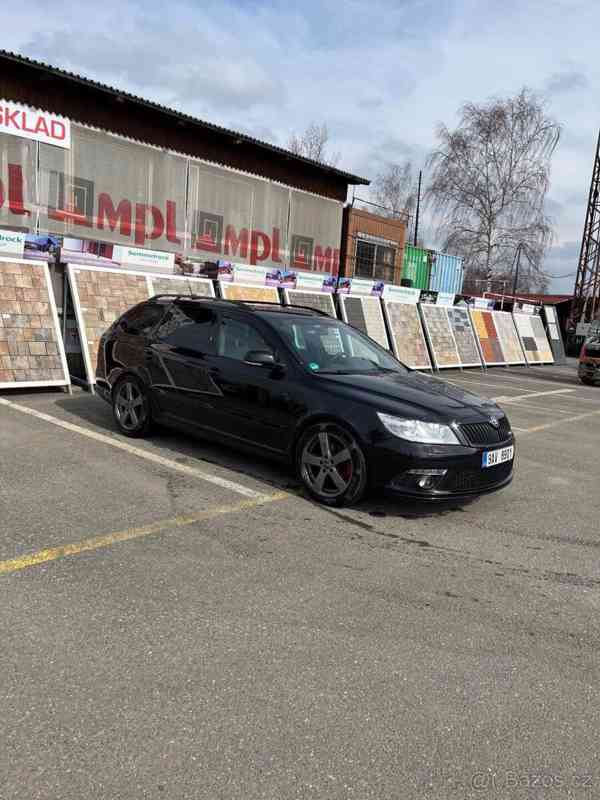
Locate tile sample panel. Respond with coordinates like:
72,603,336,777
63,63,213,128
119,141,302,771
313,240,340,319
0,259,70,388
382,300,431,369
149,275,215,298
513,313,554,363
492,311,525,364
219,283,280,303
283,289,336,317
541,305,566,363
470,309,506,365
68,265,151,384
420,304,461,368
447,307,482,367
339,295,389,349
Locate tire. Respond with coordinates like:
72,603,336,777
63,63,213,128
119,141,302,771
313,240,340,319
112,376,152,438
580,377,596,386
296,422,368,507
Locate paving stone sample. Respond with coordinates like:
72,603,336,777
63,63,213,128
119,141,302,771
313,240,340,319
219,283,280,303
542,305,566,363
283,289,336,317
492,311,525,364
149,276,215,299
340,295,389,349
420,304,461,368
0,260,70,388
513,313,554,363
68,265,151,384
447,307,482,366
470,309,506,365
382,300,431,369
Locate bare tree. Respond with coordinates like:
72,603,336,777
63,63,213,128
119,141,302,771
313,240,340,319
287,122,340,166
370,161,416,219
426,89,560,292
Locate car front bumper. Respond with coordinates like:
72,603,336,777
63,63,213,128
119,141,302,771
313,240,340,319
366,435,515,500
579,361,600,382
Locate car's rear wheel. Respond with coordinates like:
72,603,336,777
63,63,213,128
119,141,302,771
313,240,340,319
112,376,152,438
297,422,368,507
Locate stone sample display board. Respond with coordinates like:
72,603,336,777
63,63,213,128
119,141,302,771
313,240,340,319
149,275,215,299
68,265,152,385
470,309,506,366
338,295,390,350
0,259,70,389
513,312,554,364
282,289,336,317
381,300,431,369
219,283,280,303
420,304,461,368
542,305,566,364
447,307,482,367
492,311,526,365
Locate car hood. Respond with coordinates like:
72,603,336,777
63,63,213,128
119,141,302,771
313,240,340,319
316,370,501,421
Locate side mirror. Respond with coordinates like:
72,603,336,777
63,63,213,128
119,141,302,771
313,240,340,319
244,350,277,367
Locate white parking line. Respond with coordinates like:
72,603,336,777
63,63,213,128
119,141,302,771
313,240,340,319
519,409,600,434
0,397,269,500
493,388,575,403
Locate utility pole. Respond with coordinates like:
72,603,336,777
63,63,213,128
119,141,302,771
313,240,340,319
413,170,422,247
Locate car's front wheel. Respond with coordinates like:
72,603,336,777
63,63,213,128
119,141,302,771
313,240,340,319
112,376,152,438
296,422,368,507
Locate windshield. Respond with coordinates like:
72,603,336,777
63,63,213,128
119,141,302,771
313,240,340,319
266,314,406,374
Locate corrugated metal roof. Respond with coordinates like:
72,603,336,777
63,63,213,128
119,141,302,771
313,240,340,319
0,49,369,186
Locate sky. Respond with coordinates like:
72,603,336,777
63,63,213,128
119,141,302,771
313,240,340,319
7,0,600,292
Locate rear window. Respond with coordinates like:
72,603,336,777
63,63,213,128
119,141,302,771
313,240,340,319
120,303,165,335
155,302,217,355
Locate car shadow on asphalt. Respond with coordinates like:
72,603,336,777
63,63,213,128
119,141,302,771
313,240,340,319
52,392,479,521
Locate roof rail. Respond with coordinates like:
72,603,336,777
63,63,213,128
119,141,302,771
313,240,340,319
148,295,331,317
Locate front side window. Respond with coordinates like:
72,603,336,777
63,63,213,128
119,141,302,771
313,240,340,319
218,317,273,362
267,315,405,374
155,302,217,355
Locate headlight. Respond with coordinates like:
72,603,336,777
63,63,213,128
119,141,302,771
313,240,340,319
377,412,460,445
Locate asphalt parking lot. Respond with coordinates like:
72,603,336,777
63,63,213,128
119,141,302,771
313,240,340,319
2,361,600,800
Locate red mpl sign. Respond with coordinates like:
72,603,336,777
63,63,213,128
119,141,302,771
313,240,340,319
0,100,70,149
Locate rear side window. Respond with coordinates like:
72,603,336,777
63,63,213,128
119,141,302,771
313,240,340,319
155,302,217,355
120,303,165,335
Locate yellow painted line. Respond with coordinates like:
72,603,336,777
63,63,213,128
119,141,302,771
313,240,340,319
0,491,290,575
0,397,265,499
519,409,600,435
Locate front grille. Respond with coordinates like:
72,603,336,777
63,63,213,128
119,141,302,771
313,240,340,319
441,460,513,492
460,417,511,446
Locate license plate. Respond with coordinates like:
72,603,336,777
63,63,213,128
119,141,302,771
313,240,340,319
482,446,514,468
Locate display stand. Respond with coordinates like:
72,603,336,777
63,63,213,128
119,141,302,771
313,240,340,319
0,258,71,392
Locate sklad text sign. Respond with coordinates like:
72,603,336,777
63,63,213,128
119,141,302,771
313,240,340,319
0,100,71,149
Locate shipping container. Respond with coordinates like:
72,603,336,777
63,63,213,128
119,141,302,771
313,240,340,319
428,251,464,294
402,244,430,289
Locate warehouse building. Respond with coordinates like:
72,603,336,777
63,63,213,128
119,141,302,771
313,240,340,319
0,50,369,277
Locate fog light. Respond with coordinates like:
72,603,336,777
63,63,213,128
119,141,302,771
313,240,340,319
407,468,447,491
